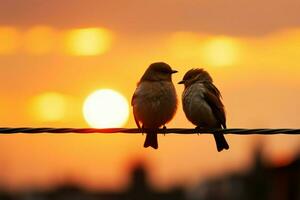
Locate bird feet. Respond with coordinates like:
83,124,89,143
141,125,145,135
195,126,202,136
162,125,167,136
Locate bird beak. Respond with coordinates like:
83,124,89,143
171,70,178,74
178,80,185,84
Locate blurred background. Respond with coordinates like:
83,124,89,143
0,0,299,199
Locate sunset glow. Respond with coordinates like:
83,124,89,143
0,26,19,54
23,26,56,55
64,28,113,56
202,37,240,67
83,89,129,128
0,0,300,193
30,92,67,122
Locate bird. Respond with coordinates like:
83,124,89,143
131,62,178,149
178,68,229,152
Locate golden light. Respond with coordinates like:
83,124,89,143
64,27,112,56
0,26,19,54
24,26,56,55
168,31,203,59
83,89,129,128
30,92,67,122
202,37,239,67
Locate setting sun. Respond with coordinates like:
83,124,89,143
1,0,300,196
83,89,129,128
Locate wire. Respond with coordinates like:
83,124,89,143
0,127,299,134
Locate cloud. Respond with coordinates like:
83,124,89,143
0,0,299,35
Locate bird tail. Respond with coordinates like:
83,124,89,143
213,133,229,152
144,129,158,149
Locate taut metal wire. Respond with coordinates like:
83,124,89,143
0,128,299,134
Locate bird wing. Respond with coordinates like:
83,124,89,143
131,88,142,130
206,81,222,98
203,83,226,128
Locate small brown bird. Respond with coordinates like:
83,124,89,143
131,62,178,149
178,68,229,152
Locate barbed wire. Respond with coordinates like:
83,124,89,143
0,127,299,134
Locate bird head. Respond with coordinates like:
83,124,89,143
141,62,178,82
178,68,213,87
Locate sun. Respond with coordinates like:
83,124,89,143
83,89,129,128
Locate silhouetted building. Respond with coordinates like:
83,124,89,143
2,151,300,200
5,163,185,200
123,163,185,200
189,150,300,200
0,190,12,200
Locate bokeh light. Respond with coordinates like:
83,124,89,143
0,26,20,55
23,26,56,55
0,1,299,192
202,37,240,67
83,89,129,128
30,92,67,122
64,28,113,56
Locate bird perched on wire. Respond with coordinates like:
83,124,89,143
131,62,178,149
178,68,229,152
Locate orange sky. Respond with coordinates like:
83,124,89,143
0,0,299,191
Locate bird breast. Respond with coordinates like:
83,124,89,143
133,81,177,128
182,83,218,127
